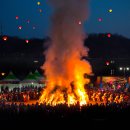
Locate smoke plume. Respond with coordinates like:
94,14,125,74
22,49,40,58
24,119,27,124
40,0,92,106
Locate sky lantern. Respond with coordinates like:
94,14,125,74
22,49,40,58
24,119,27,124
1,72,5,76
108,9,113,13
37,2,41,6
2,36,8,41
106,61,110,66
78,21,82,25
98,18,102,22
15,16,19,20
107,33,111,38
18,26,22,30
25,40,29,43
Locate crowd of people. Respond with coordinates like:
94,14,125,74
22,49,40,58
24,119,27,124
99,81,130,92
0,83,130,104
0,101,130,128
0,83,130,128
0,86,43,102
85,81,130,105
88,89,129,104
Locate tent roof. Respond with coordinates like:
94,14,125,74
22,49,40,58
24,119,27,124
33,70,42,77
25,72,37,80
20,72,38,83
2,72,20,81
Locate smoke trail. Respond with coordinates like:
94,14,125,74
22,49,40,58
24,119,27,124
42,0,92,90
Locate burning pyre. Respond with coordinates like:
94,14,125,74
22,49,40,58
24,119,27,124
39,0,92,106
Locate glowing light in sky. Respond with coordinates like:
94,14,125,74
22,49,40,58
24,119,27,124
98,18,102,22
2,36,8,41
106,61,110,66
107,33,112,38
108,9,113,13
78,21,82,25
1,73,5,76
15,16,19,20
37,2,41,6
25,40,29,43
18,26,22,30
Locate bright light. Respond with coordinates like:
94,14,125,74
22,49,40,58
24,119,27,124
32,82,34,85
37,2,41,5
25,40,29,43
15,16,19,20
107,33,111,38
3,36,8,41
34,60,39,63
109,9,113,13
106,61,110,66
18,26,22,30
78,21,82,25
119,67,123,71
1,73,5,76
126,67,130,71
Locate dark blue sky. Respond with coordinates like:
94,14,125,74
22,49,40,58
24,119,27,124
0,0,130,39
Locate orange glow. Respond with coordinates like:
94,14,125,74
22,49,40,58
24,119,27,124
39,0,92,107
1,73,5,76
3,36,8,41
39,56,92,107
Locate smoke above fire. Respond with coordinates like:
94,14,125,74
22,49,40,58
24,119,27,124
40,0,92,106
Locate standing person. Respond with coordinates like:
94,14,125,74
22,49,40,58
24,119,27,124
99,82,103,90
125,82,129,92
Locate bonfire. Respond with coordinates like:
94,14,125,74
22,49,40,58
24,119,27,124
39,0,92,106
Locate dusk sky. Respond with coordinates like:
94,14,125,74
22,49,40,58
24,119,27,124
0,0,130,39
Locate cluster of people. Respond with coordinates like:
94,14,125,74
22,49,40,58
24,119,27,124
0,86,43,102
0,84,130,105
0,101,130,127
99,81,130,92
0,83,129,128
88,90,129,104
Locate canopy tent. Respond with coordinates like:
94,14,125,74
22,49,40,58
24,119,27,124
20,72,38,84
33,70,47,83
0,72,20,83
0,71,45,90
33,70,42,80
0,83,44,92
20,71,46,87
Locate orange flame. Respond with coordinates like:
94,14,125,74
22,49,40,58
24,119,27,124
39,58,92,106
39,0,91,107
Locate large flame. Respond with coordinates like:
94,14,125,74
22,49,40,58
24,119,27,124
39,0,92,106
